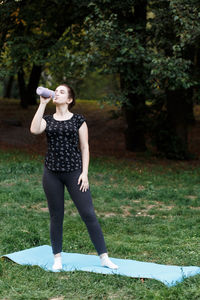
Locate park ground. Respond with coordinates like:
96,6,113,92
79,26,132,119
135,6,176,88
1,99,200,299
1,98,200,163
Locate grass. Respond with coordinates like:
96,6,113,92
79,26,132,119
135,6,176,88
1,150,200,299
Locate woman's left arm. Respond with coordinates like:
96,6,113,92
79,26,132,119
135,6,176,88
78,122,90,192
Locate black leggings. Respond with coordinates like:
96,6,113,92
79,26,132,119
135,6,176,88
42,166,107,255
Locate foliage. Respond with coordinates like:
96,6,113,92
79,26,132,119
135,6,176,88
80,2,150,106
1,0,199,100
148,0,200,94
79,0,200,102
149,56,195,91
0,0,91,83
1,0,200,157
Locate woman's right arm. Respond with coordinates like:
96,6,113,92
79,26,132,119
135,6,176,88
30,96,51,135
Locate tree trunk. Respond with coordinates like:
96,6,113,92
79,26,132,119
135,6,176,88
167,89,188,150
17,68,28,108
185,87,195,125
120,0,147,152
3,76,14,98
156,89,192,159
27,64,42,105
122,94,147,152
17,64,42,107
155,89,195,160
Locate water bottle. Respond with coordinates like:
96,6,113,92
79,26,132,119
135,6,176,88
36,86,55,98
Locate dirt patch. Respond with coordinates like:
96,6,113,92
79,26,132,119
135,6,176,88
190,206,200,210
136,202,174,219
102,212,117,218
1,99,200,168
121,205,132,216
186,195,198,200
21,203,48,212
98,201,174,218
0,100,126,158
137,185,145,191
0,181,16,187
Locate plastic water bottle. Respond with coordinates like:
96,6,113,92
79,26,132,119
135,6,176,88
36,86,55,98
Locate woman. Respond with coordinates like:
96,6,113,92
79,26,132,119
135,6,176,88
30,84,118,270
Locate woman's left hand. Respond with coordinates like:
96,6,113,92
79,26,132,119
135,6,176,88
78,173,89,192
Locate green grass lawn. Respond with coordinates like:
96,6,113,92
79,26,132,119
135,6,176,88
1,150,200,299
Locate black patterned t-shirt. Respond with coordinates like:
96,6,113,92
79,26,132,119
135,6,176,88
43,113,85,172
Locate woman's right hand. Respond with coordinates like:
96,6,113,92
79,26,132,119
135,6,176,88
40,95,52,105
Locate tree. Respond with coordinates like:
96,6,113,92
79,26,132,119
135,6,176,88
0,0,91,107
1,0,200,159
81,0,200,158
83,0,150,151
148,0,200,158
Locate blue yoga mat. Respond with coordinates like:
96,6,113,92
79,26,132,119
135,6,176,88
1,245,200,287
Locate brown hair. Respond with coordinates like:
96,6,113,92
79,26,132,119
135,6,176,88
60,83,76,110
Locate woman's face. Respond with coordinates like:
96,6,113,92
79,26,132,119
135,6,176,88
53,85,72,106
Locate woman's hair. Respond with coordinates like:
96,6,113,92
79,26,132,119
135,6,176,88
60,83,76,110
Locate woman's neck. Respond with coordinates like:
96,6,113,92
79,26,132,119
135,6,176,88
53,105,73,121
55,105,71,117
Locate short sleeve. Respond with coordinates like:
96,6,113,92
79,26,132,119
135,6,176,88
43,115,51,123
43,115,51,131
43,115,49,121
77,114,86,129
